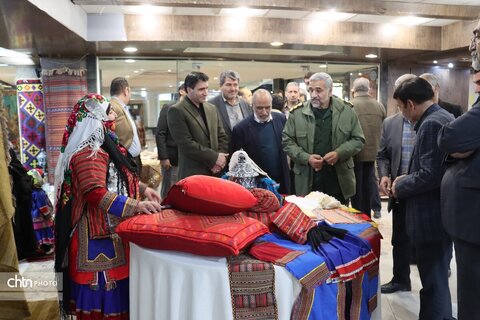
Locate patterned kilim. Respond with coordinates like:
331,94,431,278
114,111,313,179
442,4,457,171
16,79,46,170
228,254,278,320
41,73,87,183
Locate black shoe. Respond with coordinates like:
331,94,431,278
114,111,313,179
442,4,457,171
381,281,411,294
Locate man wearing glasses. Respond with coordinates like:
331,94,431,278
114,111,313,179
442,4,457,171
438,20,480,319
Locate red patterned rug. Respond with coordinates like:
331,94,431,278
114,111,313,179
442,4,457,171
41,73,87,183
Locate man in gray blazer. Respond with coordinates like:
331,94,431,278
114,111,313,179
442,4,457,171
167,72,229,179
208,70,252,141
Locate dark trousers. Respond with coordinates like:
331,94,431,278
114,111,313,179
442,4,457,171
391,200,411,286
351,161,375,217
370,174,381,213
415,238,453,320
453,236,480,320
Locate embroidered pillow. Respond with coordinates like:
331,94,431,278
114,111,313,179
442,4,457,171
116,209,269,256
248,188,280,213
162,175,257,215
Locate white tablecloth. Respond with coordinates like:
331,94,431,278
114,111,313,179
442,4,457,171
130,243,381,320
130,243,302,320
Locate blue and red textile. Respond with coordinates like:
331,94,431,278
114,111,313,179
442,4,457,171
30,189,54,246
250,222,380,320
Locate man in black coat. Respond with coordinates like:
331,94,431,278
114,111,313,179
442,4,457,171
438,53,480,320
155,85,186,199
230,89,290,194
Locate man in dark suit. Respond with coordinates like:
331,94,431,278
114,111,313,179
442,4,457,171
392,77,454,320
167,72,229,179
377,74,416,294
437,57,480,319
230,89,290,194
155,84,186,199
420,73,463,118
208,70,251,141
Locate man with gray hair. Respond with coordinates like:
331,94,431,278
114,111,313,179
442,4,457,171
282,72,365,203
420,73,463,118
350,77,386,218
209,70,252,140
230,89,290,194
377,73,416,294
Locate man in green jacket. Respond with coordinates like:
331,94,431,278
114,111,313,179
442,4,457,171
282,72,365,204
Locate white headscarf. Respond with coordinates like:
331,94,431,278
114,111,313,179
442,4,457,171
54,94,110,203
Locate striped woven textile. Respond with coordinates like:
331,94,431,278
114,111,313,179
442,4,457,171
228,254,278,320
272,202,317,244
16,79,46,170
41,73,87,183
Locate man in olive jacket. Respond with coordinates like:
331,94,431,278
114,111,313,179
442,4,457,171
168,72,229,179
282,72,365,203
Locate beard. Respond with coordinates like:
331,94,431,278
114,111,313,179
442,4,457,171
472,49,480,71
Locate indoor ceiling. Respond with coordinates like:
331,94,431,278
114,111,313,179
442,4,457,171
0,0,479,92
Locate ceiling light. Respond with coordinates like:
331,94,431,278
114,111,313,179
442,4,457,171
141,88,146,90
381,24,397,36
433,60,438,64
319,64,327,68
169,85,173,88
125,75,130,78
311,10,356,22
168,69,172,72
125,59,135,63
365,53,378,59
393,16,434,26
134,70,139,73
0,63,8,67
448,63,454,68
221,7,267,17
358,73,362,76
214,77,218,80
270,41,283,47
123,47,138,53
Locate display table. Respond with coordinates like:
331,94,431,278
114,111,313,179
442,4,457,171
130,243,302,320
130,242,381,320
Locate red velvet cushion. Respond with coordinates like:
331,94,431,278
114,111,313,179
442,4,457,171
116,209,269,256
162,175,258,215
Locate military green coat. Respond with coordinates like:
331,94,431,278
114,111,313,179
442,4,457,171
282,96,365,198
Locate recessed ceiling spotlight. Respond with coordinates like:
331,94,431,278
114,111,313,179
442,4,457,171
141,88,146,90
168,69,172,73
123,47,138,53
358,72,362,76
319,64,327,68
448,62,454,68
214,77,218,80
169,85,173,88
0,63,8,67
125,75,130,78
365,53,378,59
125,59,135,63
134,70,139,73
433,60,438,64
270,41,284,47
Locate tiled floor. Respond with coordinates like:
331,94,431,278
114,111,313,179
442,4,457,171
375,200,458,320
18,199,458,320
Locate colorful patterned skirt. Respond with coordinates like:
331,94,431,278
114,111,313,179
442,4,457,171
70,276,129,320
